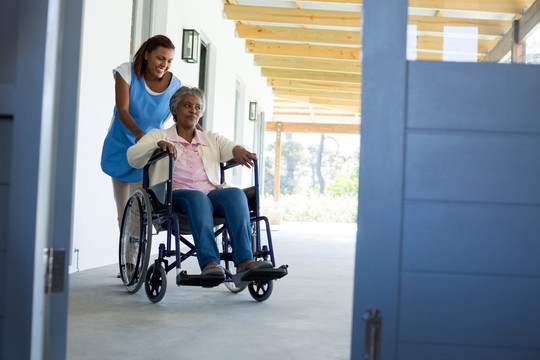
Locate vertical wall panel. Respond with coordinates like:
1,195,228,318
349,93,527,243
0,0,17,352
4,0,49,357
0,119,12,251
0,118,9,351
351,0,408,358
0,1,18,114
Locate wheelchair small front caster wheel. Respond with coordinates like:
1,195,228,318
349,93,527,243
145,263,167,303
248,280,273,302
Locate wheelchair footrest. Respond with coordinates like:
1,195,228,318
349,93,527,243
238,265,289,283
176,271,224,288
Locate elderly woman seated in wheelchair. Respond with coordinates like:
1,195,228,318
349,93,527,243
119,85,287,303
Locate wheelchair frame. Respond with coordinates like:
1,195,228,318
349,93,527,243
118,151,287,303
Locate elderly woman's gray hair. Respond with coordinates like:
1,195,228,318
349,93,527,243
169,86,206,121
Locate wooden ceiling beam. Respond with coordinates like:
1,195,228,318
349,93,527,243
273,87,361,100
415,35,498,55
266,121,360,134
246,40,360,60
408,0,531,15
274,102,360,116
254,54,361,73
262,67,361,83
235,24,361,46
223,4,362,27
277,95,360,108
269,0,362,4
409,15,510,37
415,51,485,61
273,111,358,117
268,78,361,92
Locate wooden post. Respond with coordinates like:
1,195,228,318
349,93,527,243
273,121,281,203
511,20,526,63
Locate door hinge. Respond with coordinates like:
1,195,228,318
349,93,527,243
363,308,382,360
44,247,66,293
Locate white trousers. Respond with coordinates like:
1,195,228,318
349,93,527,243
111,178,142,229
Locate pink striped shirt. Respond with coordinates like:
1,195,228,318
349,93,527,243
165,127,217,194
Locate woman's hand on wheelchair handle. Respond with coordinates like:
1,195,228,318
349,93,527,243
157,140,177,160
232,146,258,168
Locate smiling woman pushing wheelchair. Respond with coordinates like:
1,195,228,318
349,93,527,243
123,86,287,302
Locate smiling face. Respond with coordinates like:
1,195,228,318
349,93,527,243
144,46,174,80
173,94,202,132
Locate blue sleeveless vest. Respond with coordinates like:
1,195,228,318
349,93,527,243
101,63,181,181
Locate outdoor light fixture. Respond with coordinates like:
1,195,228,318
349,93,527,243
249,101,258,121
182,29,199,63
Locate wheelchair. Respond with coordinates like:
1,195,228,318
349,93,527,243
118,150,288,303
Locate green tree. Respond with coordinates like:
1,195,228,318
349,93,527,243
307,135,346,194
326,150,359,196
264,134,307,195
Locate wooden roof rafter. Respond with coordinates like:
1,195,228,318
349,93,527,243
222,0,539,130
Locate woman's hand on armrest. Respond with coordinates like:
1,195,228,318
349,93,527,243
157,140,177,160
232,146,258,168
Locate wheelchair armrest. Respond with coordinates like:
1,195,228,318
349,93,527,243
147,149,172,166
221,158,259,172
221,158,240,172
220,158,260,217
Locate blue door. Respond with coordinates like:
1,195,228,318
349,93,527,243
352,1,540,359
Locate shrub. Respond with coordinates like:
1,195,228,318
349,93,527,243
261,193,357,223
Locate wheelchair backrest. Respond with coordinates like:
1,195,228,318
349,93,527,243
143,150,173,212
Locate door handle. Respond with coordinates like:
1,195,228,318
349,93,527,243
363,308,382,360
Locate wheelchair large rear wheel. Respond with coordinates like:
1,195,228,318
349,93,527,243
119,188,153,294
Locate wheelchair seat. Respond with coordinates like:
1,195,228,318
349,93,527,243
118,150,288,303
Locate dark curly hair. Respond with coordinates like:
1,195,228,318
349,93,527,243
133,35,175,80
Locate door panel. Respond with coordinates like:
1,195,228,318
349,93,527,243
399,344,540,360
353,2,540,359
403,201,540,275
396,61,540,356
407,62,540,133
405,131,540,204
399,273,540,347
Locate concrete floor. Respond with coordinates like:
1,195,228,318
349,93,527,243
67,222,357,360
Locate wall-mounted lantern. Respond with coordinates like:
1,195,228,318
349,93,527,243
182,29,199,63
249,101,258,121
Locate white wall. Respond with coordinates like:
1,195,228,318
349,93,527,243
71,0,273,272
166,0,273,187
70,0,133,273
166,1,272,140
